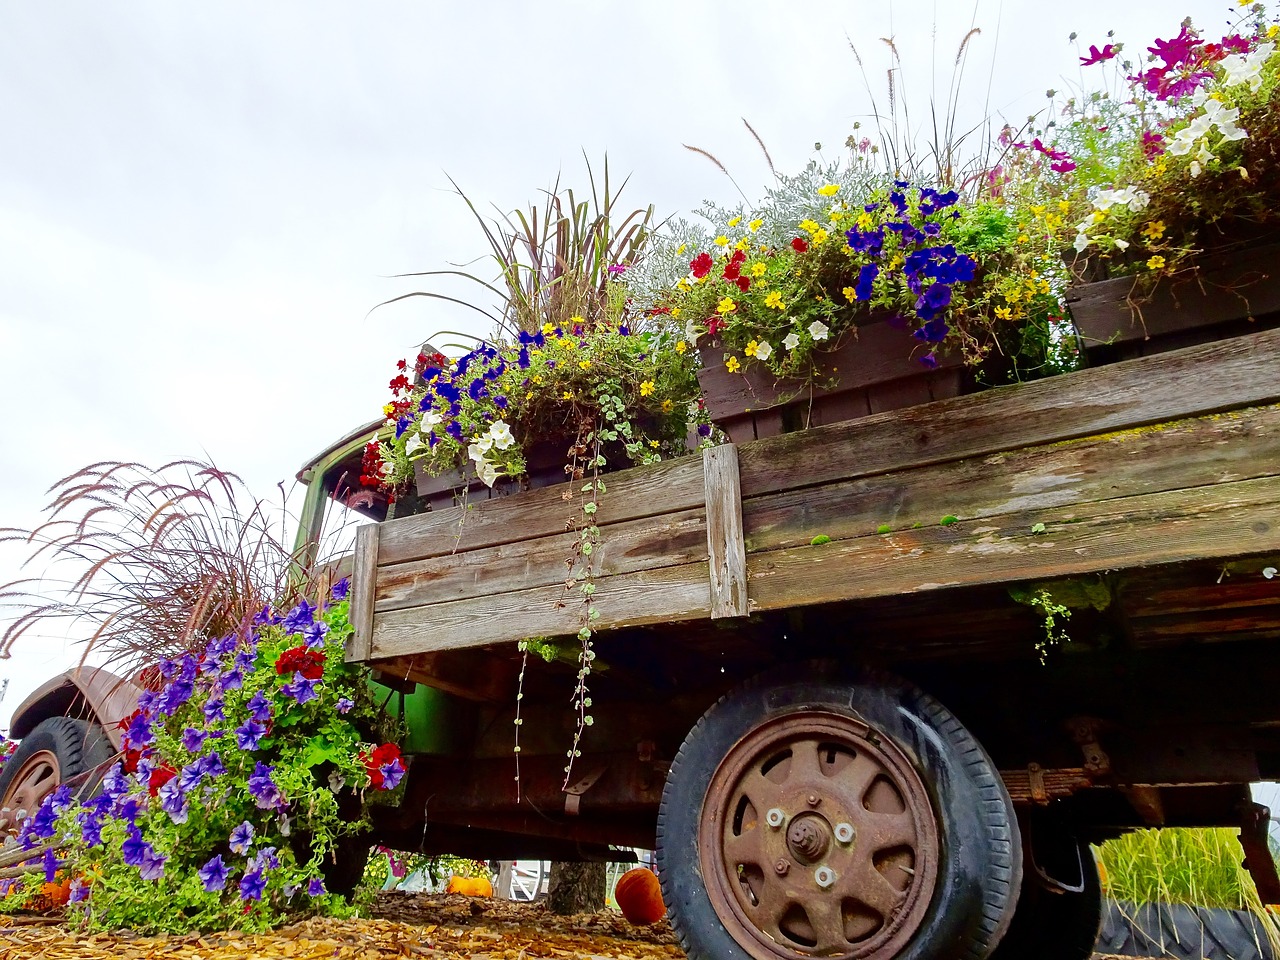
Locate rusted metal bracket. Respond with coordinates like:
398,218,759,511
1001,765,1093,805
563,766,608,816
1238,801,1280,905
1069,717,1111,777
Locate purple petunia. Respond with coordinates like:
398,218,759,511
239,868,267,902
42,847,58,882
302,620,328,650
198,855,230,892
68,877,89,903
282,600,316,635
331,577,350,602
379,758,406,791
229,821,255,855
246,689,272,725
282,672,320,705
121,825,153,868
335,698,354,714
181,727,209,754
248,762,287,811
138,847,168,881
201,751,226,778
203,695,226,723
124,712,155,751
307,877,326,897
78,809,105,848
157,777,189,824
236,718,267,751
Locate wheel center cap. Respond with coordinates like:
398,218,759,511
785,813,831,863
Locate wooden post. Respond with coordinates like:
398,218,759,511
346,524,380,662
703,445,749,619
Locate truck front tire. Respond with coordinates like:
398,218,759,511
0,716,114,835
657,665,1021,960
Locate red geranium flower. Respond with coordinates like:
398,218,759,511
791,238,809,253
690,252,713,278
735,276,751,292
723,260,741,281
389,374,410,395
275,645,325,681
707,317,725,336
148,763,176,797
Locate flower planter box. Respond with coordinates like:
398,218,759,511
1067,242,1280,366
697,319,966,443
414,440,570,512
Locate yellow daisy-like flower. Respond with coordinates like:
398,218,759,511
829,210,844,223
672,306,683,319
817,183,840,197
726,355,741,373
727,216,742,227
1147,255,1166,270
842,286,857,303
735,239,749,251
1044,213,1064,230
562,390,574,400
578,359,591,369
763,291,785,310
748,219,764,232
559,337,577,350
994,306,1013,321
798,219,820,234
1038,280,1051,295
382,403,396,417
676,277,691,292
649,439,661,448
856,212,874,230
717,296,737,314
744,340,760,358
1092,211,1105,223
639,380,655,396
714,235,729,247
1030,205,1046,218
542,322,554,335
662,399,674,413
1269,23,1279,38
675,340,687,354
1142,220,1166,240
811,228,829,245
569,315,585,325
751,262,767,278
1058,200,1071,213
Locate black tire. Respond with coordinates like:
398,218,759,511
657,665,1021,960
988,836,1102,960
0,716,114,819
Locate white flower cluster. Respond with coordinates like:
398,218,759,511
1073,187,1151,253
466,420,515,487
1167,96,1249,177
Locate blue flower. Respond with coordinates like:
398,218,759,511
494,395,509,410
845,228,883,256
516,347,531,369
138,848,167,882
920,352,940,369
395,416,412,439
236,719,267,751
517,330,538,346
251,846,280,871
100,764,128,800
157,777,188,824
252,605,274,626
181,728,208,753
889,190,908,213
854,263,879,301
43,847,58,882
229,821,255,855
282,600,315,635
233,649,258,674
915,282,953,321
914,318,951,342
239,868,267,902
446,421,463,440
178,761,206,795
121,825,155,869
221,665,245,691
331,577,350,601
124,712,154,751
435,379,461,404
618,325,630,336
158,677,195,717
201,751,227,778
68,878,89,903
307,877,327,897
78,810,104,848
468,379,487,401
282,673,320,705
246,690,272,724
335,698,354,714
303,621,328,650
379,758,406,791
198,855,230,892
203,696,226,723
454,353,474,377
158,658,178,680
248,762,287,811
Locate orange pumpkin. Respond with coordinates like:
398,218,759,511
615,867,665,925
445,874,493,897
33,877,72,911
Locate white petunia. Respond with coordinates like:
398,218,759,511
754,340,773,361
421,410,443,429
1220,44,1274,91
467,435,494,463
1073,233,1091,253
807,320,830,342
488,419,515,450
405,434,424,456
782,332,801,351
476,458,502,488
1113,238,1130,251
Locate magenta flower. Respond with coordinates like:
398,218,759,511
1080,43,1117,65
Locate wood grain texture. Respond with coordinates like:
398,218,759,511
374,507,708,612
743,404,1280,552
345,524,380,663
369,561,713,658
375,454,706,566
703,445,749,619
746,475,1280,612
735,327,1280,499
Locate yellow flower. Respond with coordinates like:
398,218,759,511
798,219,820,234
856,212,874,230
763,291,785,310
1030,204,1046,218
559,337,576,349
726,355,741,373
562,390,574,400
382,403,396,417
1038,280,1051,295
744,340,760,358
532,375,543,385
994,306,1013,321
751,262,767,278
717,296,737,314
714,235,729,247
735,239,748,251
569,315,585,325
1153,158,1169,175
811,228,829,246
676,277,691,292
842,286,857,303
675,340,687,354
676,243,686,255
1017,234,1029,244
1147,255,1166,270
639,380,655,396
578,359,591,370
661,399,674,413
1142,220,1166,240
1044,213,1063,230
829,210,844,222
727,216,742,227
1092,211,1105,223
649,439,661,448
1269,23,1279,38
672,306,682,319
817,184,840,196
748,218,764,232
542,322,554,335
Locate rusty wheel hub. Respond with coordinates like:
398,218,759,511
699,712,939,960
0,750,61,838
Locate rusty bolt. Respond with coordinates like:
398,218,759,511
766,808,786,829
807,795,821,807
774,859,790,876
814,866,836,889
834,822,855,844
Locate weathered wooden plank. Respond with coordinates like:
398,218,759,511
376,454,706,566
345,524,380,662
703,445,748,619
374,507,708,612
743,403,1280,552
736,327,1280,500
370,562,712,658
745,475,1280,613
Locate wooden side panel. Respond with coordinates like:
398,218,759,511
703,445,748,619
736,328,1280,499
345,524,380,662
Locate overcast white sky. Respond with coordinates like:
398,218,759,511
0,1,1251,732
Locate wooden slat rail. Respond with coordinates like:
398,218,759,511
353,328,1280,666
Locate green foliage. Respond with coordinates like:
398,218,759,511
810,535,832,546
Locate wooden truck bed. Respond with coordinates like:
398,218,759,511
345,328,1280,680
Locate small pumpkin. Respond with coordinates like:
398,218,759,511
35,877,72,910
446,874,494,897
615,867,665,925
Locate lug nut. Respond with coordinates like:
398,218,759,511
774,859,790,876
814,866,836,889
766,808,786,829
807,795,820,807
834,822,855,844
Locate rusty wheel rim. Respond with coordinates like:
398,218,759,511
699,712,940,960
0,750,61,837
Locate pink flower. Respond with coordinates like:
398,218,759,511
1080,43,1117,66
1142,131,1165,158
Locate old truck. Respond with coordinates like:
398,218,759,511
5,322,1280,960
